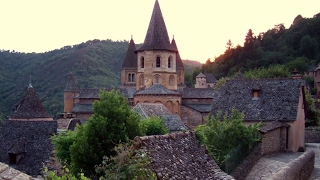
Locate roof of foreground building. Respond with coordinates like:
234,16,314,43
135,131,234,179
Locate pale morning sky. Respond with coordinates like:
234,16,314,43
0,0,319,63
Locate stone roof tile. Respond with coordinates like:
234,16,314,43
121,39,137,68
137,0,175,52
259,121,290,133
0,120,57,176
180,88,216,98
171,38,184,69
135,131,234,180
204,73,217,83
133,103,187,132
212,78,305,121
135,84,180,95
9,86,53,119
65,72,79,92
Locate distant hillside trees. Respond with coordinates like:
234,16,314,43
201,13,320,79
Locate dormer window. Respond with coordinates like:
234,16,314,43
252,89,260,100
156,56,161,68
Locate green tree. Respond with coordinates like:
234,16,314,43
69,90,141,176
95,142,157,180
51,130,77,165
196,109,260,168
286,57,309,74
305,90,320,127
139,116,169,136
243,65,291,79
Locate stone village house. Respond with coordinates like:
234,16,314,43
0,83,56,177
211,73,306,152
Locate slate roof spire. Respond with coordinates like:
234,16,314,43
28,75,33,88
65,72,79,92
122,37,137,68
137,0,175,51
171,37,184,68
9,83,53,120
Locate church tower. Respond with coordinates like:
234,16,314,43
121,37,137,88
135,0,184,91
64,72,79,114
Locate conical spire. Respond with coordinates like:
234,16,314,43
65,72,79,92
171,37,184,68
122,37,137,68
9,83,53,120
137,0,175,51
28,76,33,88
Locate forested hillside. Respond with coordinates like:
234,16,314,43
202,13,320,79
0,39,130,119
0,40,199,120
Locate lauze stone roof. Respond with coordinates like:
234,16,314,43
121,38,137,68
135,84,180,95
137,0,175,52
180,88,216,98
133,103,187,132
212,78,305,121
135,131,234,180
0,120,57,176
9,85,53,119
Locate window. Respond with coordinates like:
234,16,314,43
128,73,135,82
132,74,135,82
252,89,260,100
168,56,172,68
154,74,161,84
140,56,144,68
169,75,175,86
156,56,161,68
128,73,131,82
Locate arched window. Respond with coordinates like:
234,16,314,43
140,56,144,68
156,56,161,68
139,74,144,87
168,56,172,68
132,74,135,82
169,75,175,86
128,73,131,82
154,74,161,84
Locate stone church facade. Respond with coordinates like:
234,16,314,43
62,0,215,128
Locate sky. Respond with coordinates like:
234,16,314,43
1,0,319,63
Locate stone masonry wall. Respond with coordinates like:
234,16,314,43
261,128,281,156
305,127,320,143
270,150,315,180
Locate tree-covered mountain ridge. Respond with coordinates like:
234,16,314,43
0,39,201,119
202,13,320,79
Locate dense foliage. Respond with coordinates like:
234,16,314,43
52,90,170,177
69,90,141,176
201,13,320,79
0,39,129,119
139,116,169,136
95,142,157,180
195,109,260,169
